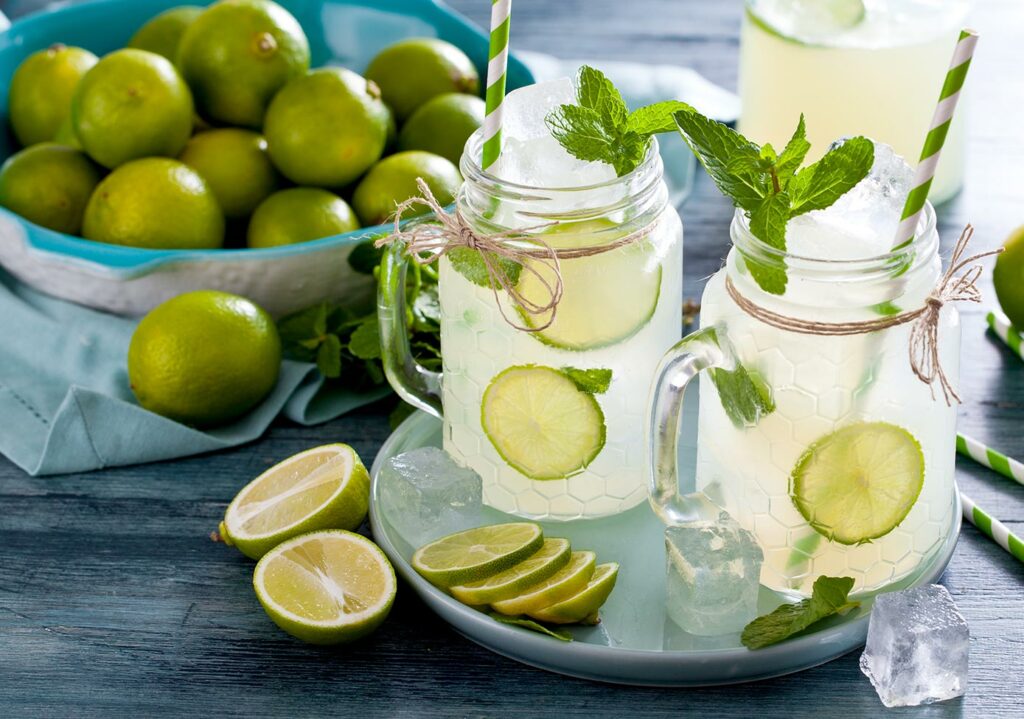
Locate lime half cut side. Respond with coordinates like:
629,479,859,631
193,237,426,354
490,550,597,616
790,422,925,545
529,561,619,624
222,444,370,559
517,220,662,351
450,537,572,605
253,530,396,645
481,365,606,480
412,522,544,588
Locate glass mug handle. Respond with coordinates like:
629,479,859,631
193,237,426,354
646,326,740,525
377,242,443,419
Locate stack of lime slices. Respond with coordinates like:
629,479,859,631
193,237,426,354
412,523,619,628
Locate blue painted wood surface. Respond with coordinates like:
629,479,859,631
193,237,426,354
1,0,1022,716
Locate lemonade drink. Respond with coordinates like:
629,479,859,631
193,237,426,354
739,0,970,204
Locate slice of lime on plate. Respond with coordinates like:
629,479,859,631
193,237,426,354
790,421,924,545
412,522,545,588
450,537,572,605
529,562,619,624
491,550,597,616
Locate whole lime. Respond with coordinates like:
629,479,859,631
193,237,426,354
0,143,102,234
128,6,203,61
993,226,1024,329
248,188,359,248
352,151,461,226
264,67,389,188
128,290,281,427
83,157,224,249
180,129,279,218
399,92,485,166
365,38,479,121
8,44,98,146
177,0,310,127
72,48,194,168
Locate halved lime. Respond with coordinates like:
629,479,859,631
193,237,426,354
790,422,924,545
517,219,662,350
221,444,369,559
481,365,606,480
412,523,544,588
529,562,619,624
253,530,396,645
491,550,597,616
450,538,571,605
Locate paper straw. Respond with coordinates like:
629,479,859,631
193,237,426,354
961,491,1024,564
481,0,511,170
892,29,978,250
986,311,1024,360
957,433,1024,486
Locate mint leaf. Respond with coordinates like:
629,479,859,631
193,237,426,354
489,613,573,642
316,333,342,378
626,100,694,135
561,367,612,394
546,103,622,163
747,191,791,294
349,318,381,360
700,327,774,427
448,247,523,289
741,576,860,650
775,114,810,182
788,136,874,216
576,65,628,125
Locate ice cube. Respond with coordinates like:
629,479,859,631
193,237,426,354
378,447,483,548
665,510,764,636
859,584,970,708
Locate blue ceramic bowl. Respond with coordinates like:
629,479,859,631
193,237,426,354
0,0,534,316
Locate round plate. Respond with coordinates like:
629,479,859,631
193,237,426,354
368,411,961,687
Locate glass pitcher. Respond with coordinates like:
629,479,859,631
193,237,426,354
647,204,959,596
379,135,683,521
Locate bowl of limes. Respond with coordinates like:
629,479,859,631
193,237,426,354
0,0,534,316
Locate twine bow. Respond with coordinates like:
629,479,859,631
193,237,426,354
375,178,654,332
725,225,1002,405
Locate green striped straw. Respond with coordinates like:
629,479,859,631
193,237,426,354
986,310,1024,360
481,0,512,170
956,433,1024,486
892,29,978,250
961,492,1024,564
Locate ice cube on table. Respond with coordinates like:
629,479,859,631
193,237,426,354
378,447,483,549
664,510,764,636
859,584,970,708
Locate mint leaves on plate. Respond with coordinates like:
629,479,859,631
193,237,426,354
546,66,693,177
741,575,860,650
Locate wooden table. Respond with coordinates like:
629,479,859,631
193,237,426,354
2,1,1022,716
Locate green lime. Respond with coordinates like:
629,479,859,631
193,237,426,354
993,226,1024,329
398,92,485,166
790,422,925,545
177,0,310,127
253,530,396,645
528,562,618,624
8,44,97,146
747,0,865,44
263,67,389,187
365,38,479,121
519,219,661,350
221,444,370,559
83,157,224,249
0,143,102,234
411,523,544,588
247,188,359,248
128,290,280,427
490,551,596,616
481,365,606,481
179,128,279,218
53,116,82,149
71,48,193,168
352,150,461,226
128,6,203,61
450,538,571,606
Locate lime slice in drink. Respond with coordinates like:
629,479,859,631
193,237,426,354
747,0,866,44
491,550,597,616
529,562,619,624
412,522,544,588
517,219,662,351
450,538,572,605
790,422,924,545
253,529,396,645
481,365,606,480
221,444,370,559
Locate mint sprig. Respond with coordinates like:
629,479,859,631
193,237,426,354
561,367,612,395
741,576,860,650
673,111,874,294
546,66,693,177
